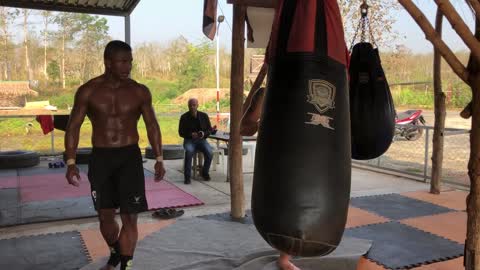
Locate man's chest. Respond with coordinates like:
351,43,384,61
88,90,142,115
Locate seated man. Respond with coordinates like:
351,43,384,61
179,98,214,184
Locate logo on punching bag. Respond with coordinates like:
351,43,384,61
306,79,335,129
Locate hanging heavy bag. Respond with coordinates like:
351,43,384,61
252,0,351,257
349,4,395,160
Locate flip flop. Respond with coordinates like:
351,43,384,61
152,208,185,219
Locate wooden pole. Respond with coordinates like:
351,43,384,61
435,0,480,64
431,8,446,194
465,14,480,270
229,3,246,219
467,0,480,21
398,0,469,84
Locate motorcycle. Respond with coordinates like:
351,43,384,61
394,110,426,141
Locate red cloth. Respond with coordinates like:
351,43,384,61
36,115,54,135
266,0,348,67
202,0,217,40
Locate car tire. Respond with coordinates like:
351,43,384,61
0,151,40,169
145,145,184,160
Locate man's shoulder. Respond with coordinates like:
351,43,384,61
198,111,209,118
180,111,190,118
129,80,150,94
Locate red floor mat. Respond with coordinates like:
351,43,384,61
0,176,18,189
19,173,91,202
18,173,203,209
144,178,204,209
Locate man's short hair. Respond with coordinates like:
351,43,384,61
104,40,132,60
188,98,198,105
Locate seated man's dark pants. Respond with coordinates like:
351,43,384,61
184,138,213,181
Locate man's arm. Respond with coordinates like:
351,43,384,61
65,85,89,160
140,85,166,182
140,86,162,158
178,115,190,139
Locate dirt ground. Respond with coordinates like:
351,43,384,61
360,109,471,187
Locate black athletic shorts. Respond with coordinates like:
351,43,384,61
87,144,148,213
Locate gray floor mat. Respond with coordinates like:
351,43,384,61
0,231,90,270
19,196,96,224
0,169,17,177
0,188,19,226
81,218,371,270
344,221,464,269
350,193,454,220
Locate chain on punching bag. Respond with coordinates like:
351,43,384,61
252,0,351,257
349,1,396,160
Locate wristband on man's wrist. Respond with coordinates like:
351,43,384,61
66,159,76,166
156,156,163,162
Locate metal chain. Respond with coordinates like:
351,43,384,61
367,16,378,48
349,1,378,51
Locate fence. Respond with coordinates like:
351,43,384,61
0,114,471,187
354,125,470,187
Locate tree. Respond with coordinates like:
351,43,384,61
46,60,60,83
22,9,34,81
0,7,18,80
339,0,401,49
53,12,81,89
75,14,109,82
176,42,214,93
40,10,54,79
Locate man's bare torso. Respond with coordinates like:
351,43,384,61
83,75,146,147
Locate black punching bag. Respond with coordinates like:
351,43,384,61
252,0,351,257
349,43,395,160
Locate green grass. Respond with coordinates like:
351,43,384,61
0,115,182,154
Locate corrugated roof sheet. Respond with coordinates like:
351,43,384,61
0,0,141,16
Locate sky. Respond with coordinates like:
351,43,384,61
103,0,473,54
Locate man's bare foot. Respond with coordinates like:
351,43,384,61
99,264,115,270
277,253,300,270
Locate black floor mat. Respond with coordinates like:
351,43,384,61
350,193,454,220
0,231,90,270
345,221,464,269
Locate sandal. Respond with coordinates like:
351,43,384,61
152,208,185,219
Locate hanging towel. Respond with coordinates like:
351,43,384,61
35,115,54,135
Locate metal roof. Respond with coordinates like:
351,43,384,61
0,0,141,16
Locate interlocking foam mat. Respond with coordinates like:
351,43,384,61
350,193,454,220
0,167,203,227
80,218,371,270
0,231,90,270
345,221,464,269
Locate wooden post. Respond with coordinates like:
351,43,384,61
465,15,480,270
229,3,246,219
431,8,446,194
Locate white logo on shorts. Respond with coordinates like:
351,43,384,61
133,196,141,204
91,191,97,202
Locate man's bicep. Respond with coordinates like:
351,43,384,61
139,85,157,125
68,88,88,128
141,103,158,125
